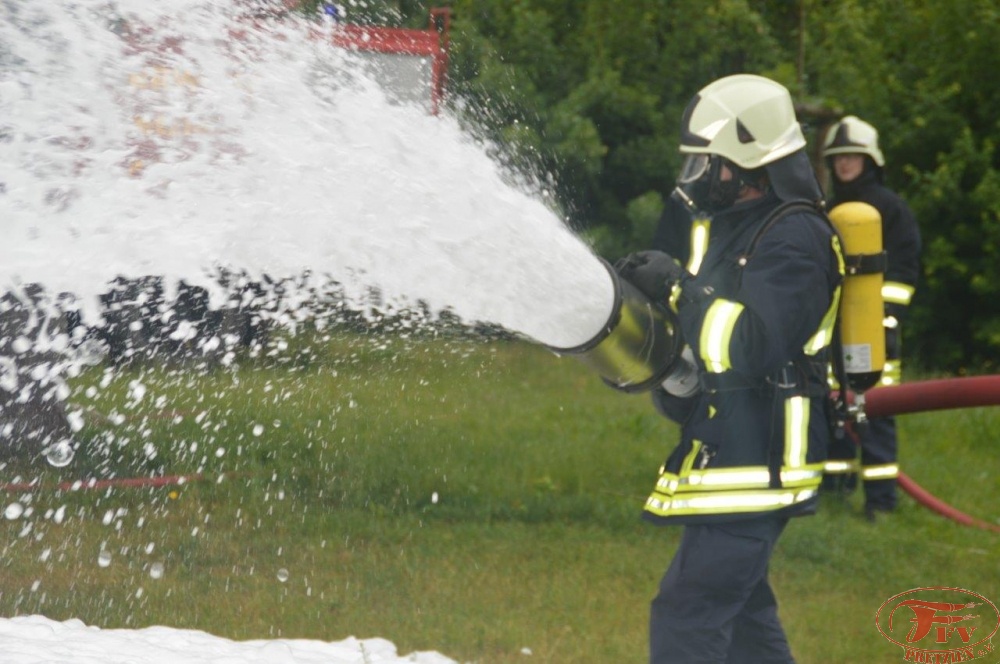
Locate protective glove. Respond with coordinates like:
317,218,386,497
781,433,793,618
614,250,689,303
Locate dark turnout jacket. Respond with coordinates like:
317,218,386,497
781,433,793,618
645,193,845,525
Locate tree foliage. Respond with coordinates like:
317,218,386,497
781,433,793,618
309,0,1000,373
807,0,1000,372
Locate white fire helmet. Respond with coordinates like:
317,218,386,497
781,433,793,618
679,74,807,170
822,115,886,167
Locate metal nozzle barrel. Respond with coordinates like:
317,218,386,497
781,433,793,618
547,259,685,393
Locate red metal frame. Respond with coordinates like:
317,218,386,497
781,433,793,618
330,8,450,115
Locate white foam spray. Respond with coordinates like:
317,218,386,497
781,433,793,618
0,0,614,350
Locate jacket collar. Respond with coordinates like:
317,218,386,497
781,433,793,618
831,167,880,201
711,190,780,226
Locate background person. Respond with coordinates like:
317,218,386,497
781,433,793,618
820,115,922,520
617,74,843,663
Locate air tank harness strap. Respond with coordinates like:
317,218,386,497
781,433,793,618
844,251,887,276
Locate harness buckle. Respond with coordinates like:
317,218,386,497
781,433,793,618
768,363,798,390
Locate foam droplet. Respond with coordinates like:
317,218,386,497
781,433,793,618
4,502,25,520
44,440,75,468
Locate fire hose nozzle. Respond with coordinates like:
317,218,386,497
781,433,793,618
547,259,690,394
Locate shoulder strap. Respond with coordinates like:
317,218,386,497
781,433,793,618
740,199,824,263
733,199,825,292
738,199,853,434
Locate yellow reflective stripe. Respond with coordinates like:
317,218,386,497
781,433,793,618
699,299,744,373
653,464,824,493
833,234,846,277
780,467,825,484
862,463,899,480
655,475,680,494
822,461,897,479
645,489,819,516
687,218,711,275
883,281,914,305
668,283,682,313
657,441,704,494
803,286,840,355
824,460,859,474
826,364,839,390
784,396,809,467
680,440,702,475
880,360,901,386
672,213,709,310
804,235,845,355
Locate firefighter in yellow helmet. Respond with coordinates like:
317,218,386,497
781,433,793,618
615,74,843,663
821,115,922,520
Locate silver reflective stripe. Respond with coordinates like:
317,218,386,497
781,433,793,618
700,299,743,373
782,468,823,483
862,463,899,479
824,460,858,473
656,465,824,491
689,469,770,486
880,360,901,386
688,218,711,275
645,489,819,516
882,282,915,305
784,396,808,468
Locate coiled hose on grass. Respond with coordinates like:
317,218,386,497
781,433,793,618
862,375,1000,533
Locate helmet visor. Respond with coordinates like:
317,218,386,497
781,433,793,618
677,154,711,184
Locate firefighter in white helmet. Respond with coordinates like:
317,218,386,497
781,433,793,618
821,115,922,520
615,74,843,663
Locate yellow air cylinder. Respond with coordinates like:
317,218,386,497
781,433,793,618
828,201,886,392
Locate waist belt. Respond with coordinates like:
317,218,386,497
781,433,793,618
698,371,761,393
699,362,831,397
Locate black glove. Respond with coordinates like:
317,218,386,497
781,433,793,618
614,250,688,302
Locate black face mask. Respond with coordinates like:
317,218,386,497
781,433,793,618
671,153,710,214
671,154,742,215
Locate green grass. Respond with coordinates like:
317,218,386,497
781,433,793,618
2,332,999,663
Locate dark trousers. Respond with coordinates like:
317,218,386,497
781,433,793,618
858,325,901,511
824,414,898,510
858,415,898,510
650,517,794,664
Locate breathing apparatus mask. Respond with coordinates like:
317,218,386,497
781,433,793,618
671,153,764,215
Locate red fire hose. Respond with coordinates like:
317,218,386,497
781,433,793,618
864,375,1000,418
861,375,1000,533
